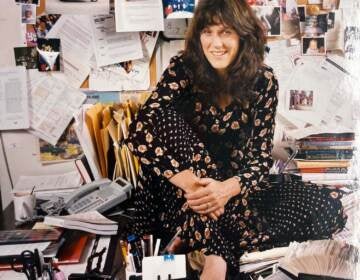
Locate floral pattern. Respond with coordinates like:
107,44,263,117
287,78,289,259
125,55,346,272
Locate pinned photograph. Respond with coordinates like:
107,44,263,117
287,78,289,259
322,0,339,9
39,121,83,163
163,0,195,18
46,0,109,15
297,5,306,22
279,0,300,38
34,14,61,38
252,6,281,37
14,47,38,69
302,36,326,55
288,90,314,111
327,12,335,29
15,0,39,4
21,4,36,24
304,15,327,36
37,38,61,71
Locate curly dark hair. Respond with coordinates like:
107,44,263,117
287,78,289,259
183,0,266,103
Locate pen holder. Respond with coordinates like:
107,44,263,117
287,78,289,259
125,268,142,280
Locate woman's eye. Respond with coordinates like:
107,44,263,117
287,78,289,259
223,30,233,35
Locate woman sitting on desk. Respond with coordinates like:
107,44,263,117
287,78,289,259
125,0,347,278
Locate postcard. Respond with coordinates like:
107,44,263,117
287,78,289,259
39,120,83,163
14,46,38,69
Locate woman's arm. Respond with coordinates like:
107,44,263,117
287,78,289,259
186,67,279,213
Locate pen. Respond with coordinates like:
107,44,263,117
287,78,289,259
160,229,181,255
30,186,35,195
154,238,161,256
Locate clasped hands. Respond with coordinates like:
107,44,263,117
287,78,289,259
185,177,230,221
169,169,240,221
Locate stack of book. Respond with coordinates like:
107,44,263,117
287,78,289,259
292,132,356,187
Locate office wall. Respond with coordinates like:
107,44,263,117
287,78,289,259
0,131,77,209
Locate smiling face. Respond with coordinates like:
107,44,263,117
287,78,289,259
200,23,240,76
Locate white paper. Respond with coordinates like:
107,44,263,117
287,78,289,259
14,171,82,192
89,31,157,91
46,0,109,15
115,0,164,32
142,255,186,280
0,66,29,130
92,15,143,67
282,59,347,126
0,242,51,257
29,76,86,145
0,0,26,67
46,15,95,88
89,60,150,91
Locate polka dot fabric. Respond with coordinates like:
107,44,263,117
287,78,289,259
125,55,347,272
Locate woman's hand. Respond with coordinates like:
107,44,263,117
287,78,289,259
185,177,241,216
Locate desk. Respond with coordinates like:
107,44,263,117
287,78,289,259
0,204,128,280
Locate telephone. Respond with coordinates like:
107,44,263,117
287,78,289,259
64,177,133,214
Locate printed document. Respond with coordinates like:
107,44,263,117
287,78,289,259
0,0,25,67
29,76,86,145
0,67,29,130
92,15,143,67
46,15,95,88
115,0,164,32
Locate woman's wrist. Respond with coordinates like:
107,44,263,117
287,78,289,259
169,169,199,192
224,177,241,198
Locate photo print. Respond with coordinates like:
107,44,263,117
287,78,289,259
322,0,339,10
252,6,281,36
163,0,195,18
46,0,109,15
327,12,335,29
34,14,61,39
37,38,61,71
21,3,36,24
288,90,314,111
14,47,38,69
304,15,327,36
297,5,306,22
279,0,300,38
15,0,39,4
39,120,83,163
302,36,326,55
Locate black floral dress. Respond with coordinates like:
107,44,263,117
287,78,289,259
125,55,346,272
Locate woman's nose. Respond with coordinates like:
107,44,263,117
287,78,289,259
211,35,223,48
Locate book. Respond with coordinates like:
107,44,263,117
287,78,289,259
0,228,62,245
75,155,94,184
279,240,357,280
298,167,348,173
44,211,118,235
294,160,350,169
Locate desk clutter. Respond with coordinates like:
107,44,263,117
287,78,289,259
1,0,360,279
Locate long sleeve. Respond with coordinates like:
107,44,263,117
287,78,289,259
234,67,279,195
125,56,197,179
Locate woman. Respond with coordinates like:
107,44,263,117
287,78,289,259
125,0,346,278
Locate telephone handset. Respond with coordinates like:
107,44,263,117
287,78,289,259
64,177,133,214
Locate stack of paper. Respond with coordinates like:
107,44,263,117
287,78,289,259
44,210,118,235
279,240,358,279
